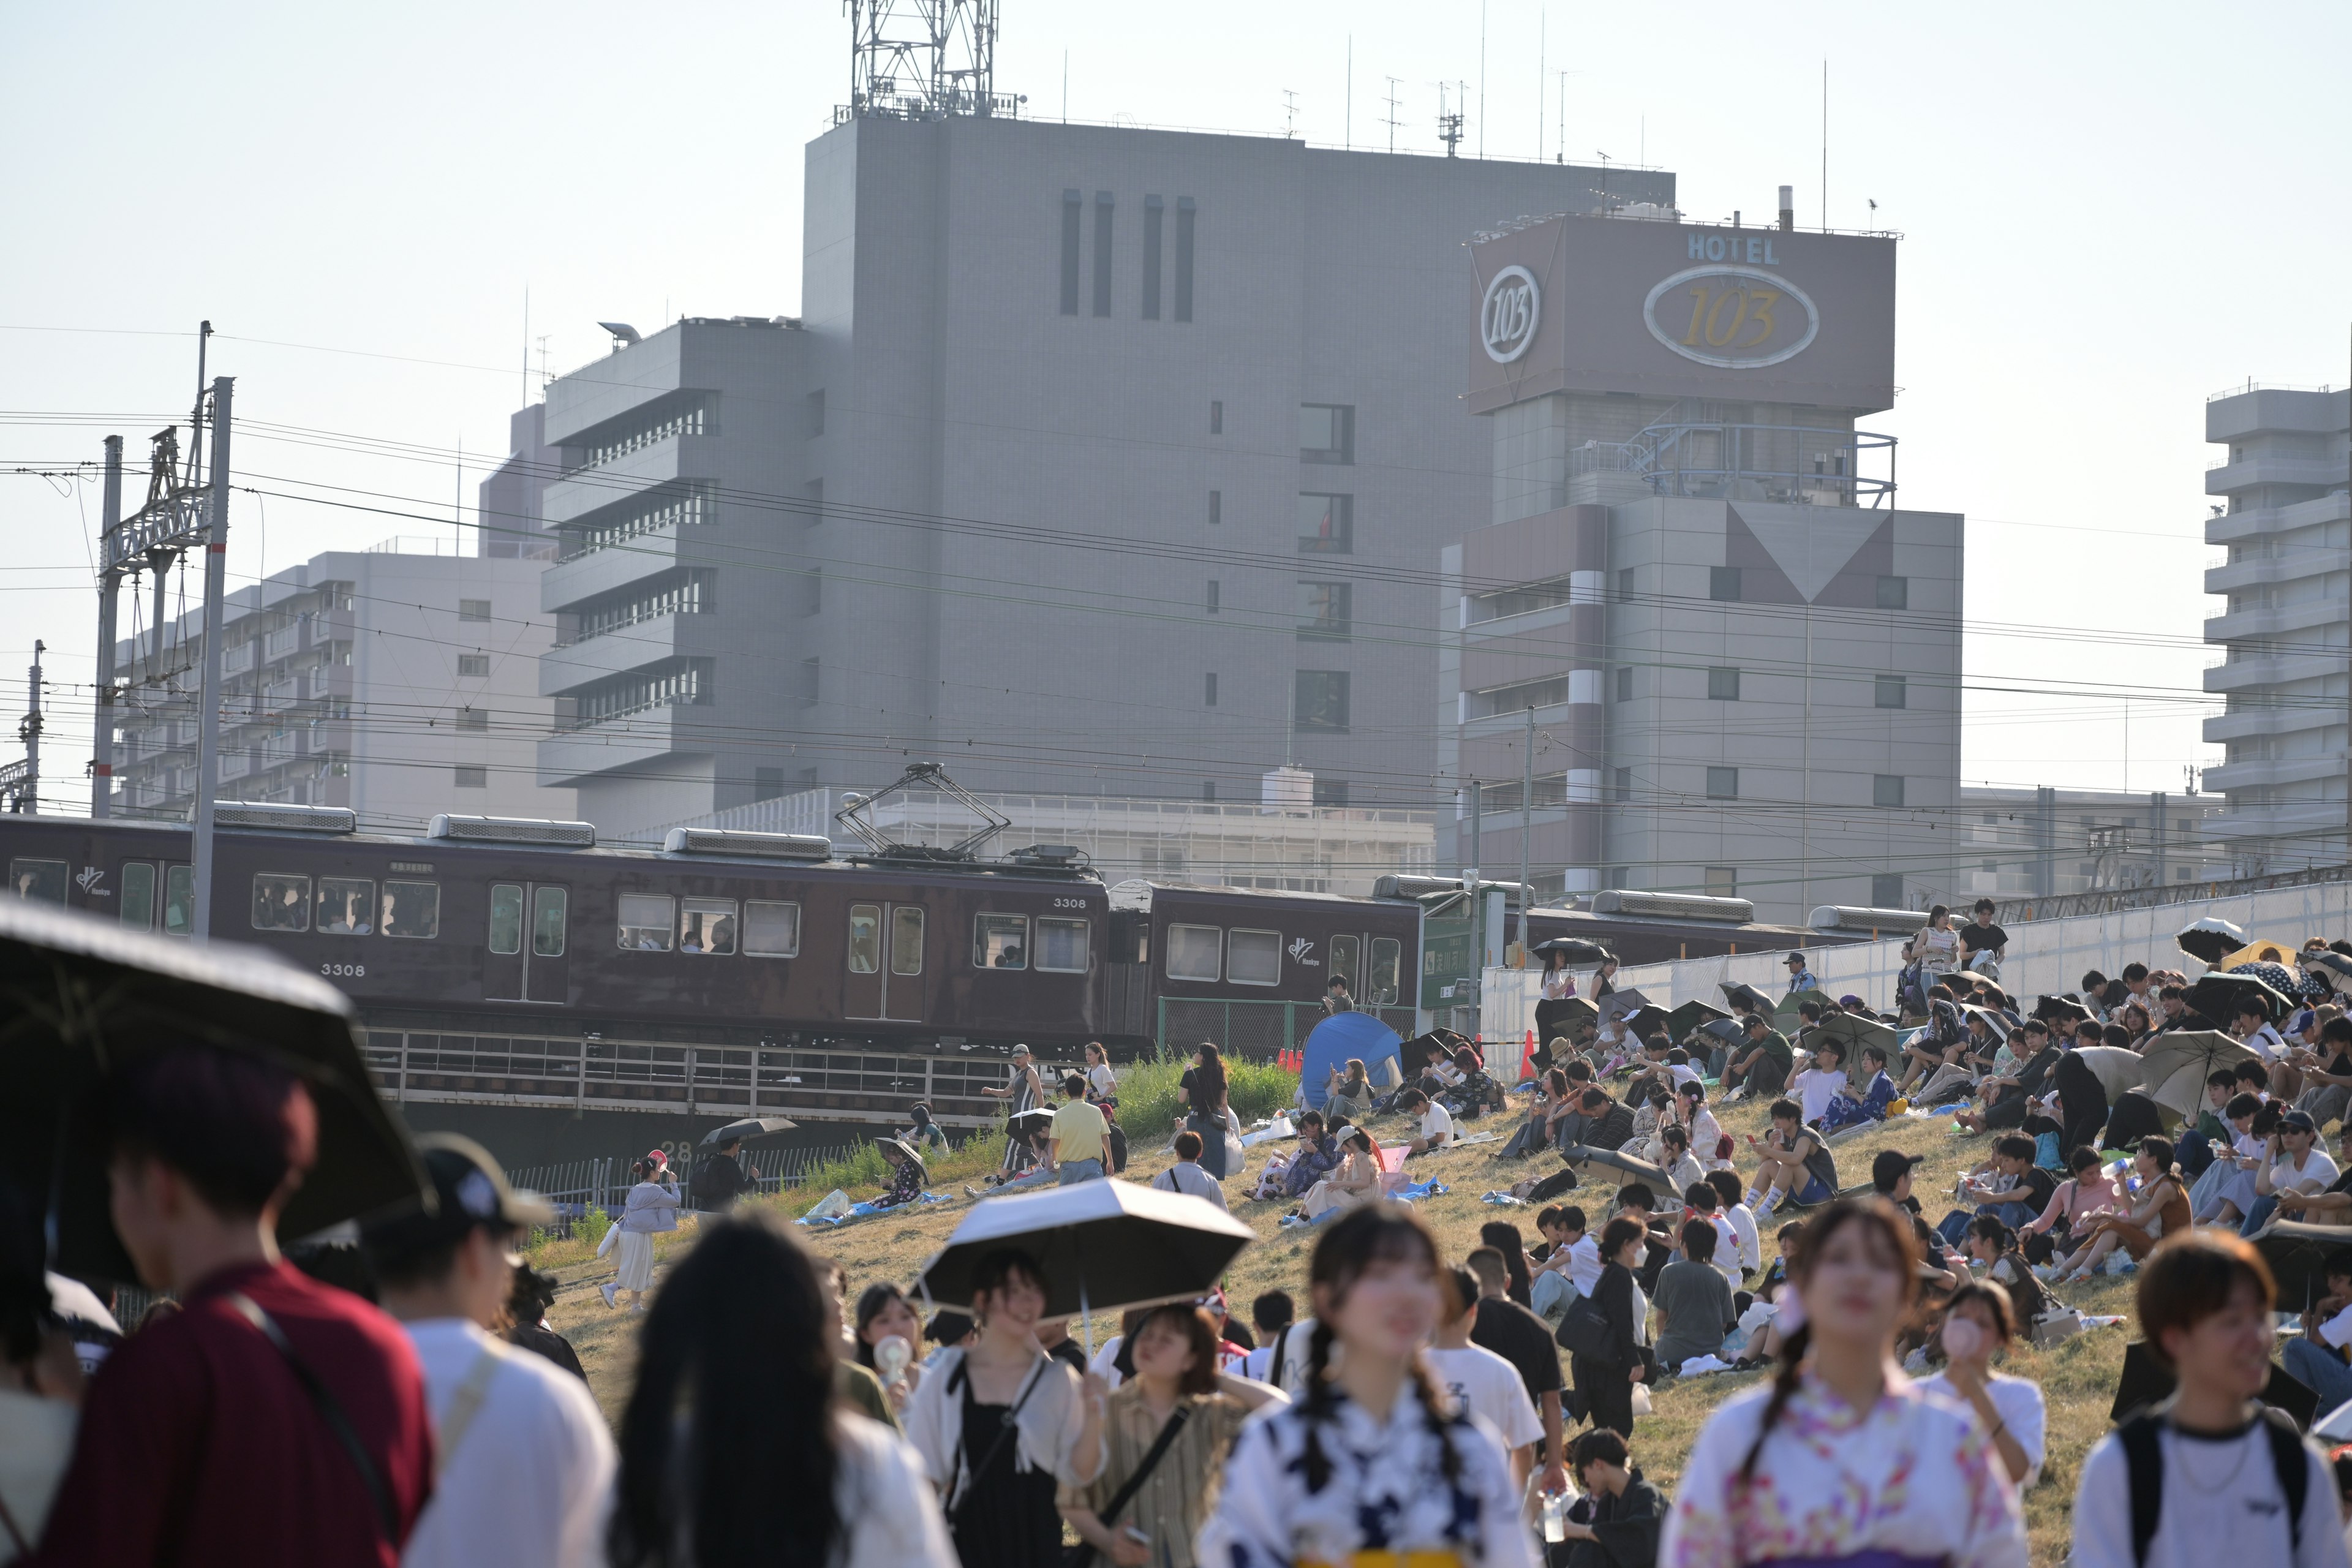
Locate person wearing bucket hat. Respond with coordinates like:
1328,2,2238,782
363,1135,614,1568
1782,951,1819,995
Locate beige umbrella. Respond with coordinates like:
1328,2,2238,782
2133,1030,2261,1120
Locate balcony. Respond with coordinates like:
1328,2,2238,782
222,643,255,676
538,706,718,788
2204,547,2350,597
263,619,305,661
2205,454,2346,496
541,614,709,697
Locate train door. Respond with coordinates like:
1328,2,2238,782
110,858,192,937
843,902,926,1022
486,882,570,1003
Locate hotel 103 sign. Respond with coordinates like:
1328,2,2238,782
1643,261,1820,369
1480,265,1540,363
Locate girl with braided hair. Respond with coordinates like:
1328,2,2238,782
1659,1199,2026,1568
1197,1205,1539,1568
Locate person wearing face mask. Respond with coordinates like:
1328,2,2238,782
1197,1205,1539,1568
1659,1199,2027,1568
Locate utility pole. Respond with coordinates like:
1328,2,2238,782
0,643,45,813
1517,705,1535,952
189,378,233,941
1466,777,1482,965
91,436,124,816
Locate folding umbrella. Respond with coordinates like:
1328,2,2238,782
2176,916,2250,966
2186,971,2289,1027
1719,982,1774,1014
701,1117,797,1145
911,1178,1256,1350
0,897,428,1283
1779,987,1835,1016
1597,988,1651,1024
1694,1018,1745,1048
2304,952,2352,1000
2132,1030,2260,1120
1665,999,1730,1042
1007,1106,1057,1139
2035,994,2092,1025
1620,1004,1672,1038
2218,938,2304,973
2069,1045,2149,1104
1814,1010,1897,1055
1556,1144,1677,1203
1959,1005,2012,1041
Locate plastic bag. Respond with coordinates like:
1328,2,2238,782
805,1188,853,1221
595,1222,619,1259
1630,1382,1653,1415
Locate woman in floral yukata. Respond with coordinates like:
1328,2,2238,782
1660,1197,2028,1568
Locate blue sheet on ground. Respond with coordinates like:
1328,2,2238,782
794,1191,950,1227
1300,1011,1404,1110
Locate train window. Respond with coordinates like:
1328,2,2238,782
164,865,193,937
532,887,567,957
1368,937,1402,1006
1227,928,1281,986
317,877,375,936
120,862,156,932
744,900,800,957
680,898,736,955
383,881,440,940
974,913,1028,970
1036,917,1090,973
619,894,675,951
251,873,311,932
8,859,66,905
847,905,880,973
1329,933,1361,993
891,907,924,976
489,885,524,954
1166,924,1221,982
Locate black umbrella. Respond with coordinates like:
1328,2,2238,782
1814,1010,1897,1054
2035,994,2092,1025
2250,1220,2352,1314
2186,971,2288,1026
701,1116,797,1145
1597,987,1652,1023
1719,982,1773,1014
2176,916,2250,966
2305,952,2352,999
1665,999,1730,1042
1695,1018,1745,1046
1530,937,1612,964
0,897,428,1283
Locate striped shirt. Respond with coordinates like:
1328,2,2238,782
1060,1386,1251,1568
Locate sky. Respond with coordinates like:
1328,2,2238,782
3,1,2348,816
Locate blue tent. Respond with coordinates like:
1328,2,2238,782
1299,1011,1404,1110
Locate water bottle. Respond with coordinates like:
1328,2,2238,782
1541,1492,1567,1544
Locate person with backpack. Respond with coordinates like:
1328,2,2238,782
2070,1231,2349,1568
362,1135,615,1568
688,1136,756,1212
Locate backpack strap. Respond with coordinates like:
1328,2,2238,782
434,1344,507,1479
226,1292,402,1547
2260,1406,2310,1556
2118,1411,2165,1568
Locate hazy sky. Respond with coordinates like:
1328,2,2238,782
4,1,2347,814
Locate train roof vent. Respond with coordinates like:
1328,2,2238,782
1009,843,1084,867
1809,904,1931,935
663,827,832,861
1375,874,1463,900
1588,889,1754,923
428,813,597,848
210,803,358,834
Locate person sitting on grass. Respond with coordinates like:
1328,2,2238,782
2282,1245,2352,1414
1705,1170,1763,1283
1324,1058,1376,1124
1673,1080,1732,1169
1398,1088,1456,1155
1653,1125,1706,1200
1529,1205,1602,1323
2052,1137,2189,1285
1820,1043,1900,1134
1743,1099,1839,1218
1572,1087,1635,1154
1651,1219,1737,1375
1722,1014,1793,1100
1787,1039,1850,1128
1284,1110,1342,1199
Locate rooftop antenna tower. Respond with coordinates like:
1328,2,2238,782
1382,76,1403,153
1437,83,1464,158
846,0,1016,120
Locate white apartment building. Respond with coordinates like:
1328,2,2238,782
110,546,575,830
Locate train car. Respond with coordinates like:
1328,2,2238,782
1103,880,1421,1056
1519,890,1853,965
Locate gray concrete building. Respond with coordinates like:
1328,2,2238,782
2200,384,2352,873
1439,206,1964,924
110,547,573,829
1955,784,2230,898
503,113,1673,835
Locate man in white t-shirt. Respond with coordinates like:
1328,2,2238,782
1528,1205,1604,1322
1425,1266,1544,1490
1400,1089,1455,1155
1787,1040,1850,1126
2246,1110,2339,1238
363,1135,616,1568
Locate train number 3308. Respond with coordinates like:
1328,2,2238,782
320,962,366,978
1052,898,1086,908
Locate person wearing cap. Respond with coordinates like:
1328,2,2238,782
606,1153,679,1313
2242,1107,2339,1239
981,1044,1046,1177
1781,950,1819,997
1871,1149,1926,1215
1721,1013,1792,1101
363,1135,615,1568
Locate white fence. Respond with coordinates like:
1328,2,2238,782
1477,878,2352,1048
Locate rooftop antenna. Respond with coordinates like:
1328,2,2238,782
1283,87,1298,139
846,1,1012,120
1437,83,1464,158
1555,70,1567,162
1382,76,1402,153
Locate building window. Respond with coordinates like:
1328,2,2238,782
1298,493,1353,553
1209,400,1223,435
1607,866,1631,890
458,599,490,623
1873,774,1905,808
1201,780,1217,802
567,570,715,644
560,478,717,561
1875,674,1907,709
1142,195,1163,319
807,390,825,435
1706,767,1738,800
1312,778,1349,807
457,655,489,677
754,766,785,801
454,765,488,789
1208,489,1221,524
1297,581,1351,640
1616,567,1635,603
575,392,714,469
1877,575,1909,610
804,478,824,527
455,707,488,732
1704,867,1737,898
1707,666,1741,701
1091,190,1114,317
799,657,820,705
1174,196,1196,321
1615,665,1632,702
800,568,822,617
1206,580,1220,615
567,658,716,728
1870,872,1904,907
1709,566,1741,602
1469,575,1575,622
1612,766,1632,802
1300,404,1355,464
1060,189,1082,314
1204,673,1218,707
1294,671,1351,733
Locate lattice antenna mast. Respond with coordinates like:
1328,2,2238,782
846,0,1010,119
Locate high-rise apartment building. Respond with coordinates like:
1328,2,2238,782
2200,384,2352,874
497,112,1673,834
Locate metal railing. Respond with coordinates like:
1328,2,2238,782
1995,859,2352,923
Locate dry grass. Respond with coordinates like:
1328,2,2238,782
537,1087,2139,1563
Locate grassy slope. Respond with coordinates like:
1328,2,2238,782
535,1085,2136,1566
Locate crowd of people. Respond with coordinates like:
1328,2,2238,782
15,908,2352,1568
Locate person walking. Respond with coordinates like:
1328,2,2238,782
1564,1217,1654,1439
1060,1303,1281,1568
2070,1232,2348,1568
982,1046,1046,1177
902,1248,1108,1568
1082,1042,1120,1107
34,1044,433,1567
362,1134,615,1568
1049,1074,1110,1186
608,1210,958,1568
1178,1046,1234,1180
1658,1199,2027,1568
688,1136,756,1213
1196,1206,1539,1568
604,1154,679,1312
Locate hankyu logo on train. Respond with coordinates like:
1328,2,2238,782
1479,265,1541,364
1287,937,1319,966
1643,263,1820,369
